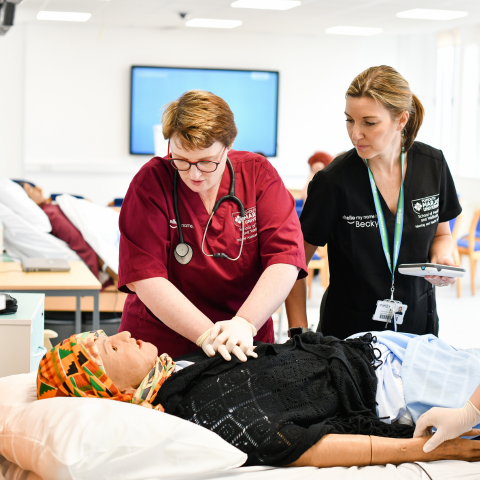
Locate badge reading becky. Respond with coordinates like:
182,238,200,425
233,207,258,243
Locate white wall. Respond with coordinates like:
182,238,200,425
0,22,452,204
0,25,25,179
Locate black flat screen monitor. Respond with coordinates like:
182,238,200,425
130,66,279,157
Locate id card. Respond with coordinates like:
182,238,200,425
372,300,407,325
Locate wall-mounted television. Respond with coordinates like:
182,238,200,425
130,66,279,157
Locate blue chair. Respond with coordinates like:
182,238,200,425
458,208,480,296
295,198,304,218
108,198,124,207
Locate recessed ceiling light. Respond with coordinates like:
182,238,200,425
231,0,301,10
326,26,383,36
37,11,92,22
186,18,242,29
396,9,468,21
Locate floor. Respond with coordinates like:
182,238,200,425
275,257,480,349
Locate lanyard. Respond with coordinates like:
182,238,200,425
365,149,405,300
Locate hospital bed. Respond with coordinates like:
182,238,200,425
0,371,479,480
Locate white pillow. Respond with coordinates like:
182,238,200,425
0,373,247,480
0,179,51,233
0,202,80,262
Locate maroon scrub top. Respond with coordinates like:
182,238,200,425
118,150,307,358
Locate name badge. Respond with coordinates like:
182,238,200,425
373,300,408,325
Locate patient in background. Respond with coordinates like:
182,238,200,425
300,151,334,201
19,182,117,284
37,330,480,468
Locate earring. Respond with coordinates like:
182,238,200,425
401,131,405,153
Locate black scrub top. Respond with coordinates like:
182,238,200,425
301,142,461,339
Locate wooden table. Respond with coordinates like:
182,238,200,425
0,261,102,332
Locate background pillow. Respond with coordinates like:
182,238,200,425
0,178,51,233
0,373,247,480
0,203,80,262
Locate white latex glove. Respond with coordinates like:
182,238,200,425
196,318,258,362
210,316,258,362
413,401,480,453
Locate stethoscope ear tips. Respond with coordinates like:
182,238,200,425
174,243,193,265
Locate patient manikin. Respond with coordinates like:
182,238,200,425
37,330,480,468
18,181,117,282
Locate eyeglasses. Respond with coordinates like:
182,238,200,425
168,141,226,173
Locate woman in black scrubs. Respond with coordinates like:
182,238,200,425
286,65,461,338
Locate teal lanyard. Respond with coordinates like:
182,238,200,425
365,149,405,300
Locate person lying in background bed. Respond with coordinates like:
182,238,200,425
18,181,117,285
37,329,480,468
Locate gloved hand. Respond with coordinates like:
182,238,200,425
210,316,258,362
413,401,480,453
196,317,258,362
196,329,216,357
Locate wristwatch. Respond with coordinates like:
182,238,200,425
288,327,311,338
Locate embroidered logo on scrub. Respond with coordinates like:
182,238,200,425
411,195,439,216
233,206,257,242
411,195,439,228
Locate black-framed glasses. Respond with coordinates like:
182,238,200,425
168,141,226,173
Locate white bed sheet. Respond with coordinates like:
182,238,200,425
56,194,120,274
2,454,479,480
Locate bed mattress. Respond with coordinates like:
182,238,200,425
2,455,479,480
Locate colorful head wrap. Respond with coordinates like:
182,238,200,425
37,331,176,411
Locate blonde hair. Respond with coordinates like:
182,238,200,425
162,90,238,150
346,66,424,151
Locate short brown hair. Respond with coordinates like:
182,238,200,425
346,66,424,151
162,90,238,150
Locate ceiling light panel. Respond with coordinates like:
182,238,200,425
37,11,92,22
231,0,301,10
185,18,242,29
396,9,468,21
326,26,383,36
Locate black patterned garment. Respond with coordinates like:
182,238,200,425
155,333,414,466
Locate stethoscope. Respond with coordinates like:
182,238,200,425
173,157,245,265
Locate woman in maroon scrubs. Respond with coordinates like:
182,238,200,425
118,90,307,360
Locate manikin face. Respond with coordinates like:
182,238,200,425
345,96,408,160
170,136,230,197
23,184,47,206
96,331,158,395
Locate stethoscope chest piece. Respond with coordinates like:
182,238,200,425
174,242,193,265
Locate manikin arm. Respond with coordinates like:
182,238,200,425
290,434,480,468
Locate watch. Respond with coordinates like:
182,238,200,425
288,327,311,338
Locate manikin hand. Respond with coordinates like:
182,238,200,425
413,402,480,452
425,256,457,287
